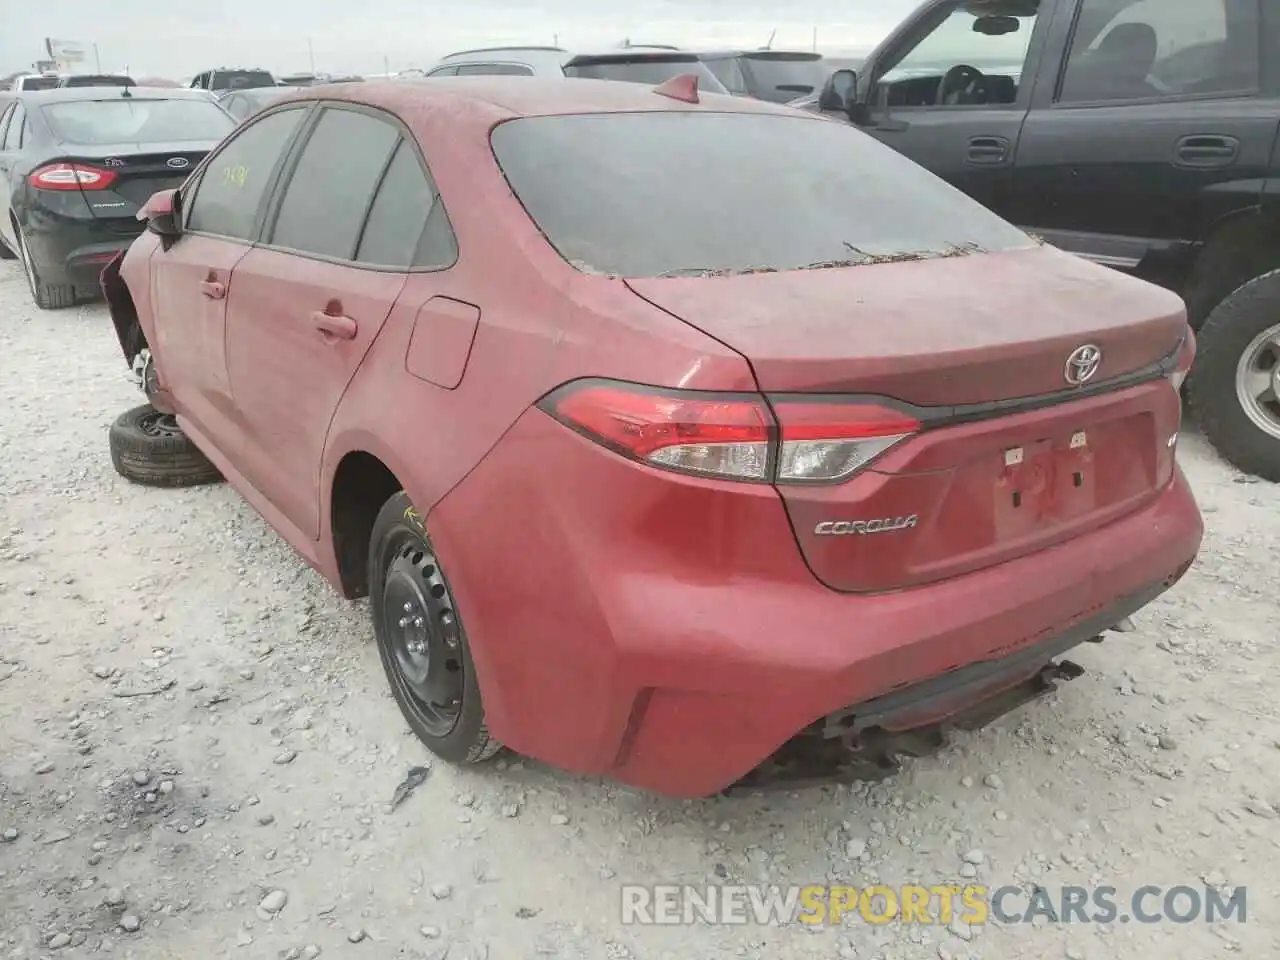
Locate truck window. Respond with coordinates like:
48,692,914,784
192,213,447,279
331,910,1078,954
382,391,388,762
1059,0,1259,102
874,1,1041,108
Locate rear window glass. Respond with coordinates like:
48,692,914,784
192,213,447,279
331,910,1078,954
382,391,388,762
20,76,60,90
42,98,236,144
563,57,728,92
743,55,828,101
214,71,276,90
62,75,134,87
490,112,1034,278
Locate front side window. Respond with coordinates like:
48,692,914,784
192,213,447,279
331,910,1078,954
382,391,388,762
1059,0,1259,103
490,112,1033,278
268,107,399,260
876,0,1041,107
185,107,306,241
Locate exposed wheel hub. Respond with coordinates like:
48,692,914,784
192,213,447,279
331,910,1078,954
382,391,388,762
1235,322,1280,440
381,541,463,736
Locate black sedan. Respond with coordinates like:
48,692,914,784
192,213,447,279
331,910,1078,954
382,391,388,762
0,86,236,309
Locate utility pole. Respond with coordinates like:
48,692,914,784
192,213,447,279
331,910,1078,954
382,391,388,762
308,38,315,74
812,26,818,52
384,55,390,77
553,33,559,46
93,42,101,71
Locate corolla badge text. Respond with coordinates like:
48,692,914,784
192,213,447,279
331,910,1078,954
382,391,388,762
814,516,919,536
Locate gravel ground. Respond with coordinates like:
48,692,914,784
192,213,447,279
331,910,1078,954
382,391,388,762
2,257,1279,960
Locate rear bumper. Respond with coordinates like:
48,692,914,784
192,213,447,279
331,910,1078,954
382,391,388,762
22,207,143,293
427,409,1204,798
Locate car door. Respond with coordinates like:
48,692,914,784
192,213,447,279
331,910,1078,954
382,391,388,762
222,104,413,540
842,0,1052,216
1011,0,1277,269
152,105,310,455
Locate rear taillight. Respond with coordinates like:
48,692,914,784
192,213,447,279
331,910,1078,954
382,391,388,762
29,163,118,191
539,380,918,484
1169,327,1196,391
770,399,920,482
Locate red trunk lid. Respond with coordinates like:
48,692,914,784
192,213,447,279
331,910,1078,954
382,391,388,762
625,245,1187,593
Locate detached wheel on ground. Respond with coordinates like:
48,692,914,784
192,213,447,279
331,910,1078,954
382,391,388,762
368,491,502,765
108,404,223,487
16,226,76,309
1187,268,1280,482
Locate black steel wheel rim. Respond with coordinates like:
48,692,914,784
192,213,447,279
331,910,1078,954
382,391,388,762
137,410,183,439
379,531,464,737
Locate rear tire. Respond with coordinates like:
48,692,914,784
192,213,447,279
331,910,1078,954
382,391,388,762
1187,269,1280,482
108,404,224,488
16,226,76,310
368,491,501,765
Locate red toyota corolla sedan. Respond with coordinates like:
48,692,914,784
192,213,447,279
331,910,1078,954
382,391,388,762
102,76,1203,798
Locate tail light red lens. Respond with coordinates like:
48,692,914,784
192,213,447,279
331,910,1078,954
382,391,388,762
545,382,772,480
29,163,118,191
539,380,919,484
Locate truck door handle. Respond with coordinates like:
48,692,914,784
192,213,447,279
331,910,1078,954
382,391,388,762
199,279,225,299
1174,135,1239,167
311,309,357,341
967,136,1009,163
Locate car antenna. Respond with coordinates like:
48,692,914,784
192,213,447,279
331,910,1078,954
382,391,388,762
653,73,699,103
763,28,776,50
121,86,133,97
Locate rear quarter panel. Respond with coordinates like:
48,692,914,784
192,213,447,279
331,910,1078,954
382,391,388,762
120,232,161,353
319,98,756,531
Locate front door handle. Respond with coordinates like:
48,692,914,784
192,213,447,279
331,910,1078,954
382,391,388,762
312,310,357,341
1174,135,1239,167
199,279,225,299
967,135,1009,163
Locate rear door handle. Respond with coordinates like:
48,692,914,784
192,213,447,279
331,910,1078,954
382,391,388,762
967,135,1009,164
311,310,357,341
1174,135,1239,167
199,280,225,299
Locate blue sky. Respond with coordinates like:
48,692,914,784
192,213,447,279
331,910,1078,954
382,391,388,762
4,0,922,78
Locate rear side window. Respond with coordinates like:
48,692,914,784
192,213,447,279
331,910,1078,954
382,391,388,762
426,66,459,77
355,139,457,268
455,63,535,76
21,76,59,91
268,107,399,260
41,98,236,144
2,104,25,150
186,107,306,240
490,112,1033,277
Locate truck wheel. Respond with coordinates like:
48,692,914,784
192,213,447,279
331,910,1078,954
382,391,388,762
368,491,502,765
1187,268,1280,482
108,404,224,488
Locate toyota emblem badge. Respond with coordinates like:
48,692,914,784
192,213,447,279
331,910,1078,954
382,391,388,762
1064,344,1102,386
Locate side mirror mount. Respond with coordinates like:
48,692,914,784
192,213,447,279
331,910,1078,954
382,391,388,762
140,188,182,248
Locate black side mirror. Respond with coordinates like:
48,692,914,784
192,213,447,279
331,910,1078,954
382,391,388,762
818,68,857,111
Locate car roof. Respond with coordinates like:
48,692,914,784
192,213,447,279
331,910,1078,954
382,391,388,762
693,49,825,59
281,76,806,121
10,87,223,103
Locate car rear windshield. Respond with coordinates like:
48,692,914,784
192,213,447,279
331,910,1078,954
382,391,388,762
42,98,237,145
743,54,828,101
563,55,728,92
62,75,134,87
213,71,275,90
489,112,1034,278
